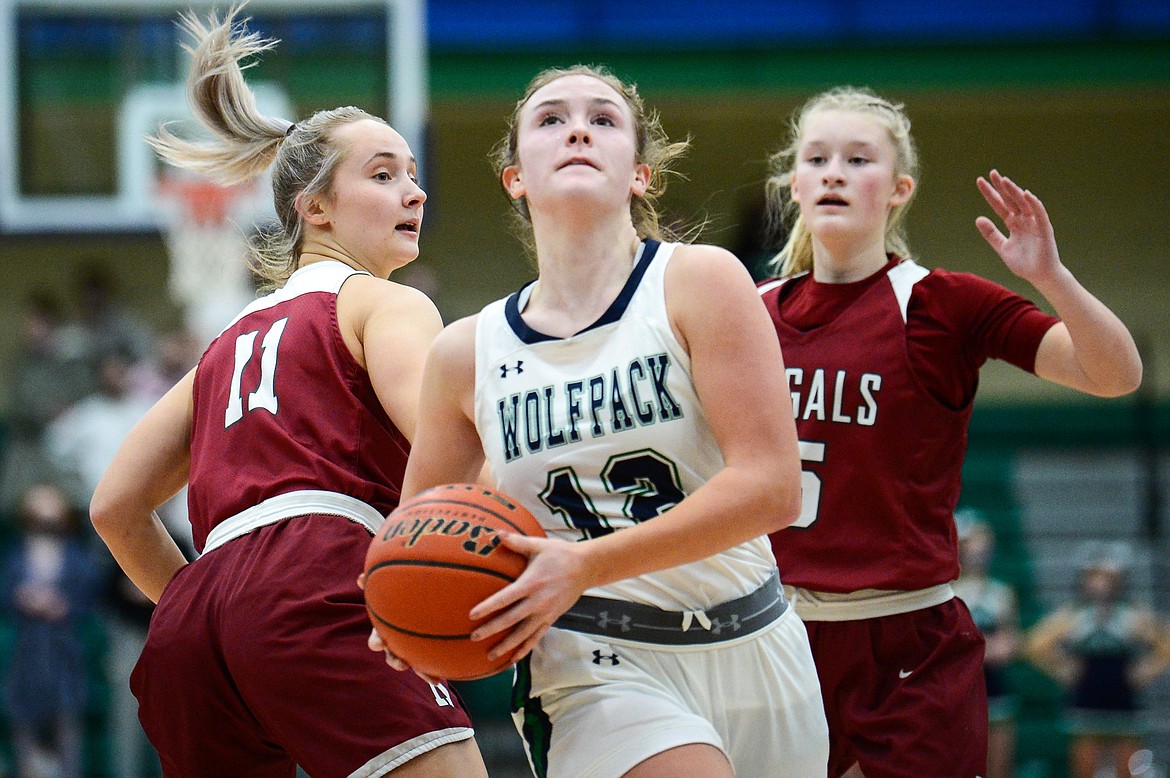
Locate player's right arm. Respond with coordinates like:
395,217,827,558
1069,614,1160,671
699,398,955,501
364,315,486,675
90,370,193,603
399,315,487,496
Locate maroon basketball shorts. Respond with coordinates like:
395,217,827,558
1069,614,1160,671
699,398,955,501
804,597,988,778
131,515,474,778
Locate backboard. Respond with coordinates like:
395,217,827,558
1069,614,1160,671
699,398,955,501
0,0,426,233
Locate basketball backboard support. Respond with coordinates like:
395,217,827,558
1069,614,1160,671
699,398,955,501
0,0,426,234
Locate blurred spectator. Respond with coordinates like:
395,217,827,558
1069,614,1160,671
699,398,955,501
103,563,163,778
0,482,100,778
1025,547,1170,778
129,327,204,405
43,347,154,513
59,264,155,371
954,510,1021,778
0,292,89,519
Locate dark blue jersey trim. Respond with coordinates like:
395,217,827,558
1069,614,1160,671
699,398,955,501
504,239,661,344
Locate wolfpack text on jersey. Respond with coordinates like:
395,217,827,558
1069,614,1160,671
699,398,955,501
475,240,776,611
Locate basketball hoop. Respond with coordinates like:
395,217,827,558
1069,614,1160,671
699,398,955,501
156,175,257,228
154,172,265,345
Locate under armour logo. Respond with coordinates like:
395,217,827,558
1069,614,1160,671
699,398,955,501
592,650,620,666
596,610,632,632
500,360,524,378
709,614,742,635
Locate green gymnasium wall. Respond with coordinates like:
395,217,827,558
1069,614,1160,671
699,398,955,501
2,41,1168,407
1,39,1167,777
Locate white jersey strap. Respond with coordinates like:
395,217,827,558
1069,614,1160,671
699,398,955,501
202,489,385,555
786,582,955,622
757,270,809,298
886,259,930,322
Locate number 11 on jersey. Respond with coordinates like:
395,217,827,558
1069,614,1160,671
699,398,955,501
225,317,289,428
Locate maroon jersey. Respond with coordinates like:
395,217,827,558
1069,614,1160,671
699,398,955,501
186,261,409,553
759,257,1057,592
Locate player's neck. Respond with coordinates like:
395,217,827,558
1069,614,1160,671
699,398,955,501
520,219,641,336
530,218,641,304
810,238,889,284
298,239,404,280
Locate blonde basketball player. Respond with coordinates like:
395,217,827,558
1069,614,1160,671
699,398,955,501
757,86,1142,778
90,8,488,776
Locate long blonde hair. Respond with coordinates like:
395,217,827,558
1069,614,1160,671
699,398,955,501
765,86,919,277
489,64,691,255
148,6,385,290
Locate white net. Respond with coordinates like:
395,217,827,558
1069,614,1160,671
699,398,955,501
156,173,263,344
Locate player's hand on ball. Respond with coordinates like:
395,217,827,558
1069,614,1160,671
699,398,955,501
468,532,592,663
359,573,442,683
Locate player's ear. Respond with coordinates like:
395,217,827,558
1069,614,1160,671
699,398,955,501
502,165,525,201
297,192,330,226
788,172,802,205
890,173,915,206
630,162,650,198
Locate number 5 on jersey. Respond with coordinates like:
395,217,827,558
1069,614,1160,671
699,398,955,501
225,318,289,428
794,440,825,528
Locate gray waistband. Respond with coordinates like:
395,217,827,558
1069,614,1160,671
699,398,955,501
553,571,787,646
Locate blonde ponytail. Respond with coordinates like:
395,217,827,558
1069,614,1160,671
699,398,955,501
148,6,384,289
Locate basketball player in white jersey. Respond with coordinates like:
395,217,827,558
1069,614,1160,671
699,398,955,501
369,65,829,777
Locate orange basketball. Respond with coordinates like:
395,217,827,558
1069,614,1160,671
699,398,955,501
363,483,545,681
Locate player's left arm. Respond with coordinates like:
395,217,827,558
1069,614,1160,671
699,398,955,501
345,276,444,443
400,316,487,497
363,315,485,677
975,170,1142,397
90,370,193,603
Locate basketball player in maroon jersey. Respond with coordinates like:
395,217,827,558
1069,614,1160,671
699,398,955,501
88,9,488,777
757,87,1142,778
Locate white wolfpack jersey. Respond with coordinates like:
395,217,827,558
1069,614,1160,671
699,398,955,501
474,240,776,611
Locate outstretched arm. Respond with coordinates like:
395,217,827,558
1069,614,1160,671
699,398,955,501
976,170,1142,397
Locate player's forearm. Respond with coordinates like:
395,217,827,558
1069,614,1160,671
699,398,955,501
93,509,187,603
579,463,796,590
1032,265,1142,396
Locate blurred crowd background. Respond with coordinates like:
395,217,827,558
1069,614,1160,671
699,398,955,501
0,1,1167,776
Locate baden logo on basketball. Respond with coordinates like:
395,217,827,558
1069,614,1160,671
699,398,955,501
363,483,546,680
378,515,503,556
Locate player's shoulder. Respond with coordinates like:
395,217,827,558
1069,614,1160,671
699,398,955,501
665,242,754,293
901,260,1026,316
342,273,441,327
347,272,436,308
912,261,1004,295
430,313,480,364
668,242,742,271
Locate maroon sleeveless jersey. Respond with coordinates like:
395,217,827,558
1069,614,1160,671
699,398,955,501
760,260,969,592
186,261,408,553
